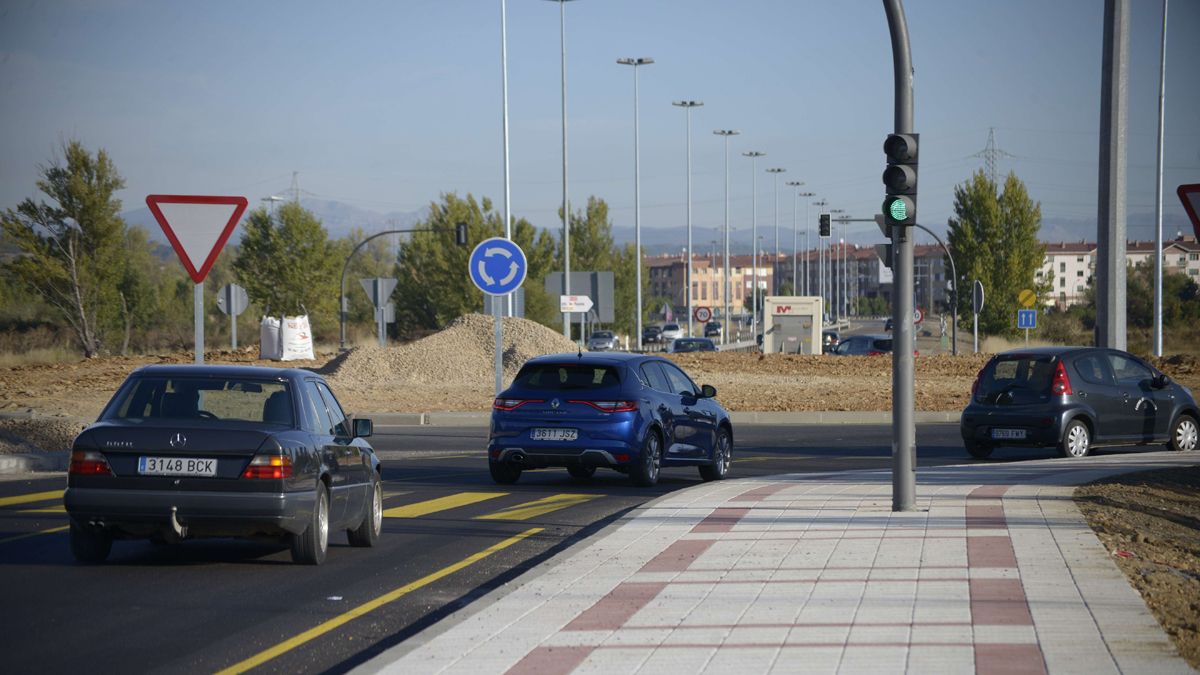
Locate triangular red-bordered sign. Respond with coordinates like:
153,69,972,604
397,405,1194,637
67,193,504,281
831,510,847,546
1178,184,1200,240
145,195,248,283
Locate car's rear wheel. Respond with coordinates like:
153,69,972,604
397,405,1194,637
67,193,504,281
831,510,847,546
631,431,661,487
291,484,329,565
69,520,111,564
699,428,732,481
965,442,994,459
1059,420,1091,459
1168,414,1198,452
489,460,522,485
567,465,596,480
348,473,382,547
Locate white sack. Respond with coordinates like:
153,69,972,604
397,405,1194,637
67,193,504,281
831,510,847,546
279,314,315,361
259,316,281,361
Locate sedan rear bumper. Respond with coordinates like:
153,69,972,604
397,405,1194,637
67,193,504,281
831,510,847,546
64,487,315,538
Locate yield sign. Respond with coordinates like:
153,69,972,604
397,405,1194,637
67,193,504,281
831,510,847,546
1178,184,1200,239
146,195,249,283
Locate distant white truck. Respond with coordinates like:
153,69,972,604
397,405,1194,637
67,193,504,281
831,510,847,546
762,296,823,355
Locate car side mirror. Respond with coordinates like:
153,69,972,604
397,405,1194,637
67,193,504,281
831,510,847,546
1152,373,1172,389
701,384,717,398
353,418,373,438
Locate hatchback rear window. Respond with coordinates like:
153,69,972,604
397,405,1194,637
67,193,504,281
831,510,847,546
513,364,621,390
872,338,893,352
975,355,1055,404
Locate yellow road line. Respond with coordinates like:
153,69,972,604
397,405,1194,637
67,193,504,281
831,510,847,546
19,505,66,514
0,525,69,544
214,527,543,675
0,490,63,508
475,493,597,521
383,492,507,519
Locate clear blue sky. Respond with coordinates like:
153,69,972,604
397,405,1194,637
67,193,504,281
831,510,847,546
2,0,1197,250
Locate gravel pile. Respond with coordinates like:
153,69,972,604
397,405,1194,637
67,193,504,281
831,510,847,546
0,416,88,454
329,314,578,388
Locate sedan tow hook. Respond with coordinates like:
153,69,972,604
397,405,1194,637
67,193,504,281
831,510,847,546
169,506,188,539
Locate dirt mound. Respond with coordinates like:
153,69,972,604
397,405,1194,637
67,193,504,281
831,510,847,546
328,314,578,388
0,416,88,454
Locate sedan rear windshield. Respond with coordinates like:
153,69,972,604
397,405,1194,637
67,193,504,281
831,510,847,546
975,355,1055,404
513,364,621,390
103,376,294,425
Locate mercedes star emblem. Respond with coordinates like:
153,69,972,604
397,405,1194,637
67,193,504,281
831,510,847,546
169,432,187,448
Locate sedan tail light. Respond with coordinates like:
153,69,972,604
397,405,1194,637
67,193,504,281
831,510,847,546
242,454,293,479
568,400,638,413
69,450,113,476
1051,360,1073,396
493,398,543,411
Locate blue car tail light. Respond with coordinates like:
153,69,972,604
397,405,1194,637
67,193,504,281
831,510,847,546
567,400,638,413
493,398,544,411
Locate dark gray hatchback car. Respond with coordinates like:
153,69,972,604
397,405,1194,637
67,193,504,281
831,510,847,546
961,347,1199,459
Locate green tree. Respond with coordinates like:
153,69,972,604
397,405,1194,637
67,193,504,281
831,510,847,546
232,202,342,338
946,171,1048,336
341,228,400,337
393,193,558,335
564,197,643,335
0,140,128,357
1126,263,1200,328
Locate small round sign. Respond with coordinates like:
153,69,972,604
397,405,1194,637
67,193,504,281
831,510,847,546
913,307,924,325
694,306,712,323
1018,288,1037,308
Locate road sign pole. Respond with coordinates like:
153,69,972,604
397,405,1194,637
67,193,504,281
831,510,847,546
194,282,204,364
495,294,504,396
231,310,237,350
1025,327,1029,345
376,279,385,347
973,314,978,354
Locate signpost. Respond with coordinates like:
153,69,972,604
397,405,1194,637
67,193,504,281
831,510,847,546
215,283,249,349
469,237,528,395
146,195,249,363
1017,308,1037,344
971,279,985,354
1178,184,1200,239
1018,288,1037,309
559,295,594,314
913,307,924,325
694,306,712,323
360,277,398,347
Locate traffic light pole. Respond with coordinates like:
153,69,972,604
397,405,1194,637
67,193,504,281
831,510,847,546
884,0,916,512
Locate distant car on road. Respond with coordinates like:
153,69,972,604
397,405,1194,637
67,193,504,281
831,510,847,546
642,325,663,344
660,323,683,341
884,317,894,332
832,334,893,356
63,365,383,565
961,347,1198,460
703,321,723,338
667,337,718,353
488,353,733,486
587,330,619,351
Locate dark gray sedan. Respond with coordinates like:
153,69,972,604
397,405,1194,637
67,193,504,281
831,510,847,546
64,365,382,565
961,347,1199,459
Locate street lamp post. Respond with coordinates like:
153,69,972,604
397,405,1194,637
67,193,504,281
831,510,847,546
830,208,845,321
673,100,703,336
618,57,653,350
743,150,765,338
766,168,786,294
787,182,812,294
714,130,740,345
544,0,579,338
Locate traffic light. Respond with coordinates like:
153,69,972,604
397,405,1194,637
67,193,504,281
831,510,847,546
882,132,918,228
818,213,831,237
455,222,469,246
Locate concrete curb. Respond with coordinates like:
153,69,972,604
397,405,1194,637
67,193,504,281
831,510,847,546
368,410,963,426
0,450,69,474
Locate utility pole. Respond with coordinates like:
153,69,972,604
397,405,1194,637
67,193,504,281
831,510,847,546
743,151,766,339
1096,0,1129,351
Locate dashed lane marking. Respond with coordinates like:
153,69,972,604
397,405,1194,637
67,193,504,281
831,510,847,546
383,491,507,519
0,490,63,508
475,493,598,521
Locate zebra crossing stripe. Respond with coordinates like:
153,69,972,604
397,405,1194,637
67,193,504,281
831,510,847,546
475,494,598,521
383,492,507,519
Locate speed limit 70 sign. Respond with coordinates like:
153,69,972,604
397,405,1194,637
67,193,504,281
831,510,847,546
694,306,712,322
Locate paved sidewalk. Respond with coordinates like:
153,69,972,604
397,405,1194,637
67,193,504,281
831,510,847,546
360,454,1199,675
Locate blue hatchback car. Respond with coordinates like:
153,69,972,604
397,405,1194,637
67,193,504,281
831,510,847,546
488,353,733,486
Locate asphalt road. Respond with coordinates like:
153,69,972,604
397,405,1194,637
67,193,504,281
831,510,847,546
0,423,1167,674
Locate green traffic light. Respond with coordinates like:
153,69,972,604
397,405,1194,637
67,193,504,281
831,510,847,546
888,197,908,221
